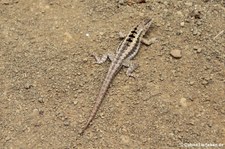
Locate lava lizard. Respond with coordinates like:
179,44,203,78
80,18,153,135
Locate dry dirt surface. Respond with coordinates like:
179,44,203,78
1,0,225,148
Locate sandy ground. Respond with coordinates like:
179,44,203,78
1,0,225,148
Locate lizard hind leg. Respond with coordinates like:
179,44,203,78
92,53,115,64
123,60,139,78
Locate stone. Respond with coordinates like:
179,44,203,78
170,49,182,58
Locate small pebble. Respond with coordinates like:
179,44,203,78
197,48,202,53
185,2,193,6
73,100,78,105
110,34,114,38
5,136,11,141
64,32,73,39
32,109,39,116
189,81,195,85
193,46,199,50
170,49,182,58
139,12,144,17
120,135,130,144
202,80,208,85
192,27,200,35
83,58,88,63
180,98,187,107
177,11,183,17
24,83,32,89
196,20,202,26
118,0,125,5
193,46,202,53
180,22,185,27
64,121,70,126
38,98,44,103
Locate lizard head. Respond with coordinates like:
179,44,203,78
138,18,153,35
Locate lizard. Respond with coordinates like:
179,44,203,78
80,18,153,135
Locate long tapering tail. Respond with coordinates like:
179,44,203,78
80,70,114,135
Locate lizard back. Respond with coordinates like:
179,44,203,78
80,18,152,135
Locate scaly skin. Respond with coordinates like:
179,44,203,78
80,18,153,135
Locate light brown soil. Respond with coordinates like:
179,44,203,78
1,0,225,148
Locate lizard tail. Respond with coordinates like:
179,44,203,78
80,72,113,135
